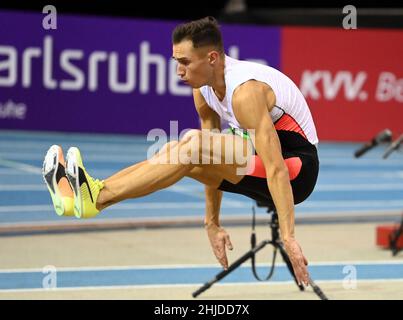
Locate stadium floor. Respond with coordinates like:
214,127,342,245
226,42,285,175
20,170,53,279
0,130,402,299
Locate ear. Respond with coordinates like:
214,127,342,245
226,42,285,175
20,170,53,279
208,51,220,65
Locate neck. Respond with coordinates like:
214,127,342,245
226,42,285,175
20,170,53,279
210,55,226,99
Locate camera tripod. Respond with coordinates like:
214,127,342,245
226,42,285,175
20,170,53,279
355,129,403,256
192,202,328,300
390,215,403,256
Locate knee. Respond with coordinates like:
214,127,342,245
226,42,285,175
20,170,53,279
165,140,179,149
179,129,205,163
153,140,178,156
181,129,202,143
160,140,180,157
180,129,203,153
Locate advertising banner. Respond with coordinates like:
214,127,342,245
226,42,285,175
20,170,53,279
0,11,281,135
282,27,403,141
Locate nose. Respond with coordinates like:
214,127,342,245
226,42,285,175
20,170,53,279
176,63,185,77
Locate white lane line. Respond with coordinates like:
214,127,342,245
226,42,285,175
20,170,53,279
0,130,149,143
319,158,403,166
318,171,403,179
1,260,402,273
3,183,403,192
0,141,151,153
0,184,205,197
0,152,143,163
314,184,403,191
0,201,244,213
0,185,46,191
298,200,403,208
0,169,39,175
1,278,403,293
0,184,403,192
2,170,403,181
0,161,203,198
0,158,42,174
1,200,403,214
2,152,403,166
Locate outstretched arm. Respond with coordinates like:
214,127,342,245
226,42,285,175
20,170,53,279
232,80,309,286
193,89,233,269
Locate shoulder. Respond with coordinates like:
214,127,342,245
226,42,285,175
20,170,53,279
198,85,209,97
193,88,212,117
193,88,207,105
225,59,271,97
232,80,274,105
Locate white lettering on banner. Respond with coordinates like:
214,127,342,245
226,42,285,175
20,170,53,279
22,47,41,88
0,100,27,119
376,72,403,103
43,36,57,89
108,52,136,93
88,51,108,91
300,71,321,99
0,36,268,96
140,41,166,94
300,70,367,101
0,46,17,86
60,50,85,90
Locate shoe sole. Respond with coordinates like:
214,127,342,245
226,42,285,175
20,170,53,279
42,145,66,216
65,147,83,219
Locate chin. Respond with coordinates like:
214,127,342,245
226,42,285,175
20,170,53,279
192,82,206,89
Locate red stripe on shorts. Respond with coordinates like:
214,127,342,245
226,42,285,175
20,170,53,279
247,155,302,181
274,114,307,139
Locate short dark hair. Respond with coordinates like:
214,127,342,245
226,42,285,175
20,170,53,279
172,16,224,52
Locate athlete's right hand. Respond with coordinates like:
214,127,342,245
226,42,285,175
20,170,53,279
205,223,233,270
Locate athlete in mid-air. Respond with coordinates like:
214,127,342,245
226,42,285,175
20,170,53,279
43,16,319,287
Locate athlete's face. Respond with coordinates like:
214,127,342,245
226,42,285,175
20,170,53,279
172,40,214,88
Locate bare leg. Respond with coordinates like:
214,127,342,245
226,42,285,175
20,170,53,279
96,130,253,211
105,140,175,183
97,140,192,210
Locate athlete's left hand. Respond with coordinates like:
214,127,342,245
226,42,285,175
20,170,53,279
284,238,309,286
205,223,233,270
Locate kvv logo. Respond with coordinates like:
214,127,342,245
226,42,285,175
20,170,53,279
376,72,403,103
300,70,367,101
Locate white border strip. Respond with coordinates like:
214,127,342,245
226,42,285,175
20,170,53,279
1,278,403,294
0,260,402,273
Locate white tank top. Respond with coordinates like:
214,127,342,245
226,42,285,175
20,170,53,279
199,56,319,145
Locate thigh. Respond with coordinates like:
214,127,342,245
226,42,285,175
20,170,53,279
186,162,244,188
183,130,255,185
217,148,319,204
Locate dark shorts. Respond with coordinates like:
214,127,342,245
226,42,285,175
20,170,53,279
218,131,319,205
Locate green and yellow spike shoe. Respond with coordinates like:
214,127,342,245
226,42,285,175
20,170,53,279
65,147,104,219
42,145,74,216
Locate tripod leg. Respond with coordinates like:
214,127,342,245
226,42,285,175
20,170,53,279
276,243,305,291
308,278,329,300
192,240,270,297
277,242,329,300
390,218,403,256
